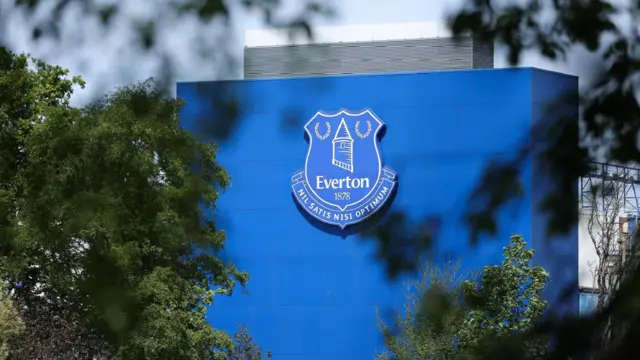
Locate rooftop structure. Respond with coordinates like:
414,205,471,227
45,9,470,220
243,21,493,79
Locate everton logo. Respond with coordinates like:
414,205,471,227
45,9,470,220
291,109,397,229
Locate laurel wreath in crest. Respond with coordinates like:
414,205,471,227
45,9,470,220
314,122,331,140
355,120,372,139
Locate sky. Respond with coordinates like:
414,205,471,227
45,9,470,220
3,0,603,106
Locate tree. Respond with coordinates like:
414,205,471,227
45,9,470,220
448,0,637,251
0,46,112,359
378,235,549,360
228,325,272,360
0,286,23,360
583,175,626,311
579,168,640,356
0,47,252,359
445,1,640,358
1,0,333,96
6,0,640,358
377,260,471,359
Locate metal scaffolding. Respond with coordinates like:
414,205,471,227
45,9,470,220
579,162,640,315
579,162,640,215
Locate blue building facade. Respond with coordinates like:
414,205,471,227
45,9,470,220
177,68,579,359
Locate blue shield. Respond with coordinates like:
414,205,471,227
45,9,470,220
292,109,397,229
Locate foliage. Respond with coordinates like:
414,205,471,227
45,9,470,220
0,46,110,359
0,287,23,360
446,1,640,358
447,0,636,243
584,180,627,312
228,325,272,360
5,0,640,358
6,0,334,46
377,260,470,359
1,0,334,95
378,235,549,360
0,47,249,359
9,293,112,359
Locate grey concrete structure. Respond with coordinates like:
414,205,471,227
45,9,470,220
244,37,493,79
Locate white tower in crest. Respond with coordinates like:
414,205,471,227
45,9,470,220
332,118,354,172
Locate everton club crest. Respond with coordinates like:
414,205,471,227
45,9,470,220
291,109,397,229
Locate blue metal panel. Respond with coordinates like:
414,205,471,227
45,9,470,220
579,290,599,315
530,69,580,315
630,216,638,234
177,68,579,359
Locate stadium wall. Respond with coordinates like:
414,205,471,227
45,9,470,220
177,67,579,359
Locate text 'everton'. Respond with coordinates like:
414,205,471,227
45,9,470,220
315,176,371,190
